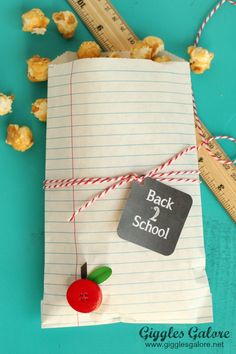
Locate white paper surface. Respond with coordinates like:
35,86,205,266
41,55,213,328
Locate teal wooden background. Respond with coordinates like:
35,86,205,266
0,1,235,353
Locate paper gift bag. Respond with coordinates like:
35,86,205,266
41,52,213,328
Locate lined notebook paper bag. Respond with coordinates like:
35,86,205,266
41,52,213,328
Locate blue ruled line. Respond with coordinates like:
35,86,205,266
45,198,200,203
43,284,208,297
48,100,193,109
42,305,211,316
48,79,190,89
45,236,203,244
48,89,191,99
47,121,194,130
44,266,205,277
44,188,199,193
45,163,198,171
46,152,196,161
49,69,189,78
45,205,200,213
43,294,211,307
48,111,193,120
46,131,195,140
45,256,205,266
45,215,201,223
45,208,124,213
45,235,203,245
45,237,203,245
44,275,205,287
45,246,204,256
46,141,193,150
41,317,212,326
44,225,202,232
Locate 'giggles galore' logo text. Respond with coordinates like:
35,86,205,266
139,326,231,342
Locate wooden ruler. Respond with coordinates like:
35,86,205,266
195,121,236,221
67,0,236,222
67,0,138,50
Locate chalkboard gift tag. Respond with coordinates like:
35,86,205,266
117,178,193,256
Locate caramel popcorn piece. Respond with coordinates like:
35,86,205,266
153,55,172,63
0,93,14,116
22,8,50,35
52,11,78,39
31,98,47,122
188,46,214,74
6,124,34,152
77,41,101,59
130,41,152,59
27,55,51,82
143,36,164,58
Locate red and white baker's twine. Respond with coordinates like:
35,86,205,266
194,0,236,46
44,117,236,222
44,0,236,222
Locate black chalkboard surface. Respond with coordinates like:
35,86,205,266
117,178,193,256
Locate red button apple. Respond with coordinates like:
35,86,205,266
66,263,112,313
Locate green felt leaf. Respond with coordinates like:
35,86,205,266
87,266,112,284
